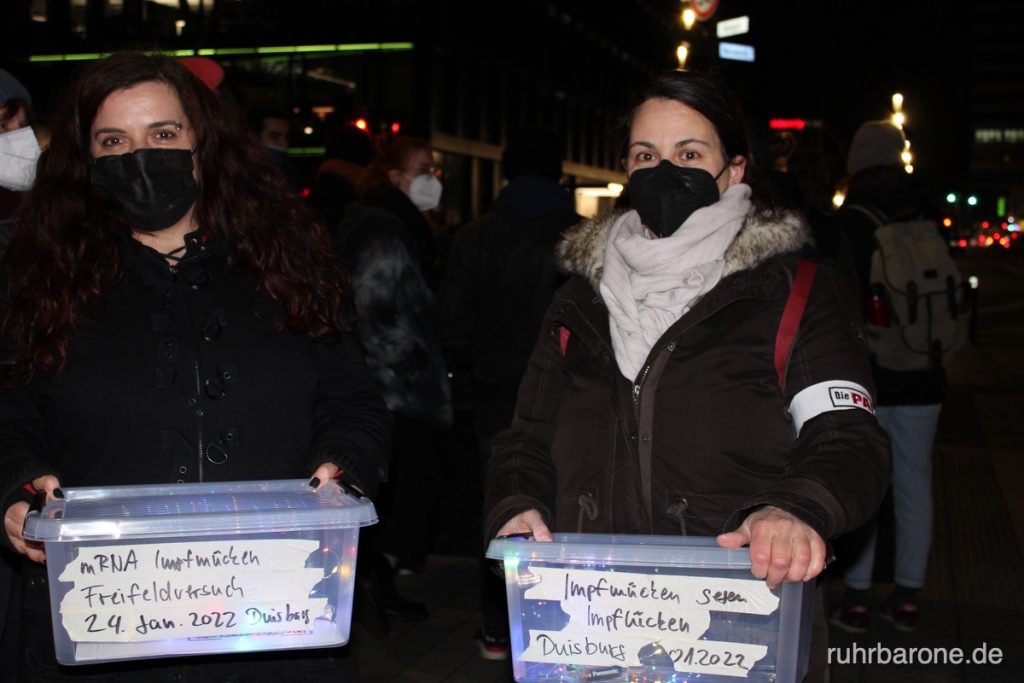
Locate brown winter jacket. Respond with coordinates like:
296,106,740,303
484,208,891,542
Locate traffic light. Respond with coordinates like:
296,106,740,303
946,192,957,204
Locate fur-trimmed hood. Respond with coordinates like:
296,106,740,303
556,207,810,291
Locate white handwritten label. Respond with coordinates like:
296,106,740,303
57,539,329,643
516,566,778,678
521,630,768,677
522,567,778,614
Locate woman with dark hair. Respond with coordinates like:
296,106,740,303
0,52,391,680
483,70,891,679
354,136,442,285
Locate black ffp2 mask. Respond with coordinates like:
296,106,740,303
91,148,198,233
628,160,727,237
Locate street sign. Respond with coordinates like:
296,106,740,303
692,0,719,21
718,41,755,62
716,16,749,38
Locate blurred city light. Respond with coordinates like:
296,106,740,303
681,7,697,30
676,42,691,69
769,118,806,130
946,192,957,203
968,195,979,206
892,92,904,112
832,190,846,208
892,111,906,128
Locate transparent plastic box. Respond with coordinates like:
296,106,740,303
486,533,814,683
22,478,376,665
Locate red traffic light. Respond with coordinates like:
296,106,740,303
769,118,806,131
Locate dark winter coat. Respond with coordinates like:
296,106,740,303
334,202,453,428
0,232,391,508
438,175,581,404
484,208,891,542
835,165,946,405
0,231,392,681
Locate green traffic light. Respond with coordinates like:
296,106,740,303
967,195,978,206
946,192,957,204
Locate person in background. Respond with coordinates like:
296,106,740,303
247,105,293,180
0,64,41,674
483,70,891,681
830,120,946,634
308,119,375,230
0,52,391,681
333,136,452,633
438,124,581,660
355,136,442,285
0,68,42,230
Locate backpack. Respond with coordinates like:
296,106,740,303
849,205,970,370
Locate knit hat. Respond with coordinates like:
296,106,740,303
847,120,905,175
0,69,32,106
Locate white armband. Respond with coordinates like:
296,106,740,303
789,380,875,435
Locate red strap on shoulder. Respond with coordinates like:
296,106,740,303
774,256,818,387
559,326,571,356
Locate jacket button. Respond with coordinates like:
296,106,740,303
641,433,650,443
630,432,638,442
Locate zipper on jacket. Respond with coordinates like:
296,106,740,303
632,364,651,419
194,360,204,482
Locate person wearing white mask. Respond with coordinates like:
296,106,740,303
332,136,452,636
0,68,42,233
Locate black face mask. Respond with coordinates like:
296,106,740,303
628,160,728,237
91,148,198,233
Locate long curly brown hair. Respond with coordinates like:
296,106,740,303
1,52,349,386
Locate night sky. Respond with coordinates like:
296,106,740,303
691,0,969,197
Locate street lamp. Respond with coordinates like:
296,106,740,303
681,7,697,30
676,42,691,70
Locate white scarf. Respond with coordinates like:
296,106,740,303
600,183,752,380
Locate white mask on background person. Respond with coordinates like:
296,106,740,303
406,173,443,211
0,126,42,191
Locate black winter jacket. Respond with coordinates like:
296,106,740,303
438,175,581,402
0,232,392,524
334,203,453,428
484,208,891,542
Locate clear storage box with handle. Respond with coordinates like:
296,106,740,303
22,478,376,665
486,533,814,683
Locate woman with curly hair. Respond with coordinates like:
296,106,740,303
0,52,391,681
